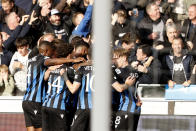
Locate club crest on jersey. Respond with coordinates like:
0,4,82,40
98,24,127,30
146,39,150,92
115,68,121,74
74,74,79,79
125,114,128,119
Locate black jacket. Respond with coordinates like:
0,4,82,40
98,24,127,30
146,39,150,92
112,19,137,42
162,50,194,84
0,5,26,24
44,22,70,43
181,19,196,50
0,48,13,66
137,15,167,46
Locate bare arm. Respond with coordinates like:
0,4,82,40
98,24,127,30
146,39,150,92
112,76,136,92
66,80,81,94
112,81,129,92
44,65,63,81
44,69,51,81
44,57,85,66
61,69,81,94
73,60,92,70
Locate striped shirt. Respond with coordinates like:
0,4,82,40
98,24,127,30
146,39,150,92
43,66,76,111
113,65,140,113
74,65,94,109
23,54,49,103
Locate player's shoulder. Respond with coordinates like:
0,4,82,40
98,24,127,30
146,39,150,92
29,54,49,62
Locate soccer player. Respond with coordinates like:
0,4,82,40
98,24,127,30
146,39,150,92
112,48,142,131
22,41,84,131
62,48,93,131
42,44,75,131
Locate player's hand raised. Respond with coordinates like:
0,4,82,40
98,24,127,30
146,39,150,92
125,76,136,86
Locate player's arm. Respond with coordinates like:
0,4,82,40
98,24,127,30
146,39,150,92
143,56,154,67
44,57,85,66
44,65,62,81
60,68,81,94
44,69,51,81
73,60,92,70
112,76,136,92
112,81,129,92
136,95,142,107
66,80,81,94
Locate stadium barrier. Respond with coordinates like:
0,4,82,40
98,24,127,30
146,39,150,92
0,84,196,130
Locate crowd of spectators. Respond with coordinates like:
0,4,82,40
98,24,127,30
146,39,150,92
0,0,195,96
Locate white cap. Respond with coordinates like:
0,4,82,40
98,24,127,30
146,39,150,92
50,9,60,16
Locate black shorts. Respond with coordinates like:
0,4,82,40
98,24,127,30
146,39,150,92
22,101,42,128
113,111,140,131
42,106,72,131
70,109,90,131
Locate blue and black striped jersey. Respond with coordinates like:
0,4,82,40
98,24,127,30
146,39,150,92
113,65,140,113
74,65,94,110
43,66,76,111
23,54,49,103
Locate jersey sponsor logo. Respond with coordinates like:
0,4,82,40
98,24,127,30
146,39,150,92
60,114,64,119
71,115,78,126
34,110,37,115
125,114,128,119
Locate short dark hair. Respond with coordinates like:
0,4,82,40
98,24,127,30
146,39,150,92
39,41,56,50
121,32,137,44
52,38,66,46
138,44,152,57
70,36,83,46
55,43,74,58
75,40,90,49
15,37,29,48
